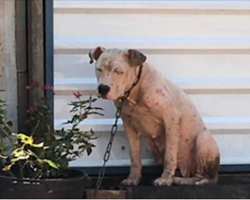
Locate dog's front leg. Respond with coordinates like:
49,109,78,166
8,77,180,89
121,120,141,186
154,108,180,186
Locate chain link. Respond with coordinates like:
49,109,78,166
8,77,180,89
94,64,143,197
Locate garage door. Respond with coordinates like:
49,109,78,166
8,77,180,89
53,0,250,169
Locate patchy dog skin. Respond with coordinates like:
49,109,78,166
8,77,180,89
89,47,220,186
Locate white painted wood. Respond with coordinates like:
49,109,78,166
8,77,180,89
55,117,250,134
54,94,250,120
54,54,250,78
54,13,250,39
53,0,250,167
54,38,250,51
0,0,2,98
54,1,250,11
68,132,250,167
0,0,17,132
53,78,250,95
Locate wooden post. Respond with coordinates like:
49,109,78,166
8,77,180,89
1,0,49,132
16,0,28,133
27,0,45,106
26,0,54,128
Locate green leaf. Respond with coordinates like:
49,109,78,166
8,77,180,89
88,112,104,116
31,142,44,148
90,107,104,110
62,120,72,125
1,110,7,115
7,120,13,127
78,145,86,149
15,133,34,145
12,148,26,157
0,142,5,149
86,147,92,156
3,145,11,152
43,159,59,169
15,133,29,140
0,126,10,137
88,142,96,148
36,158,44,165
11,155,29,162
27,149,38,158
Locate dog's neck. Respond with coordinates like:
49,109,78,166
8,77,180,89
124,63,149,105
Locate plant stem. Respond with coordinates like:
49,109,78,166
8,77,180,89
32,168,42,179
17,144,26,178
8,170,15,177
30,118,41,137
18,161,24,178
72,97,83,130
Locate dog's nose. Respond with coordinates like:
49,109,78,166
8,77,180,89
98,84,110,95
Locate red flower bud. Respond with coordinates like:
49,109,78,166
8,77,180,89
73,91,82,98
26,106,34,114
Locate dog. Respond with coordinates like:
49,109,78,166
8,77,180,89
89,47,220,186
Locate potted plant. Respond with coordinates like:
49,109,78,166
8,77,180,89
0,82,103,198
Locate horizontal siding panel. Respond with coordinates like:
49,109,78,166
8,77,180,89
54,94,250,120
54,38,250,51
54,15,250,38
55,117,250,133
68,132,250,167
55,49,250,55
54,95,115,119
54,77,250,95
70,156,250,167
69,134,155,167
54,1,250,11
54,54,250,78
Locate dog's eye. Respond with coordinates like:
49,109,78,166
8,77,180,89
115,69,124,75
116,71,124,75
96,68,102,72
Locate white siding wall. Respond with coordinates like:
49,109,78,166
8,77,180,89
53,1,250,167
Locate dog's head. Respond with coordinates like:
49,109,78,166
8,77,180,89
89,47,147,100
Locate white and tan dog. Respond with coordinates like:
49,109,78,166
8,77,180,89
89,47,220,186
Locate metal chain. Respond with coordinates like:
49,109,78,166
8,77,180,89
94,64,143,196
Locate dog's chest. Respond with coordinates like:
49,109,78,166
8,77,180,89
121,100,164,138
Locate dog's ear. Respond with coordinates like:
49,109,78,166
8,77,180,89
88,46,105,64
124,49,147,67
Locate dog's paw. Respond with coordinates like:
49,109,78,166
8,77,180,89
153,177,173,186
121,177,140,186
